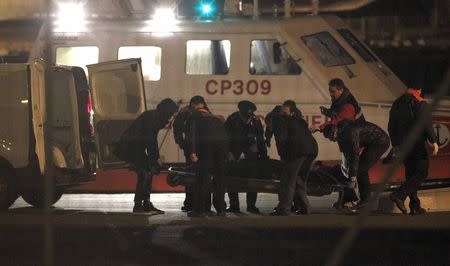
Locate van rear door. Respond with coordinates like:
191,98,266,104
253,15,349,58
87,59,146,169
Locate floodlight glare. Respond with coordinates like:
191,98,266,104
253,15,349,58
54,2,86,32
202,4,212,14
145,7,179,37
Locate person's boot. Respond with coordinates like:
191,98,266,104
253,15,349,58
133,201,144,213
181,205,192,212
389,193,407,214
143,201,165,214
410,206,427,215
226,206,241,213
246,206,260,214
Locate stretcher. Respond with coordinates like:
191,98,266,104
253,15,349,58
167,159,353,197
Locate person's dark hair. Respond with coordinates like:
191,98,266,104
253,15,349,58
282,100,297,113
329,78,346,90
189,95,206,106
157,98,179,115
322,124,337,140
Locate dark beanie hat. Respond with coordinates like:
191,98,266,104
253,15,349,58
238,100,257,115
157,98,179,115
189,95,206,106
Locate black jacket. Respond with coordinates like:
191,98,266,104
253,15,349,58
173,105,192,152
275,115,318,162
337,121,390,177
388,93,437,147
115,110,168,169
225,111,267,159
189,109,229,156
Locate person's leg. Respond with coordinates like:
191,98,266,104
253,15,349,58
182,154,194,211
227,192,240,211
294,156,314,214
356,142,389,206
213,143,227,215
133,168,144,212
246,192,258,212
275,158,305,214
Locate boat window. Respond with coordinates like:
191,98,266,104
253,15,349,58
337,29,377,62
118,46,161,81
186,40,230,75
249,39,301,75
56,46,99,74
301,32,355,67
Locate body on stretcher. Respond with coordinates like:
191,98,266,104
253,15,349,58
167,159,354,197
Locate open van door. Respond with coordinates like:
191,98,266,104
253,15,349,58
87,59,146,169
30,59,48,175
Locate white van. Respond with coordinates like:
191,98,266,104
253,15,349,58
0,58,147,208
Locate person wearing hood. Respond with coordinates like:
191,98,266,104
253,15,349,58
323,120,390,209
310,78,365,133
115,98,179,213
271,100,318,216
388,88,439,215
225,100,267,213
188,105,229,217
173,95,208,212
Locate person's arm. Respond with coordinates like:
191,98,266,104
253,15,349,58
255,118,268,159
316,104,356,132
172,111,186,148
418,101,439,155
276,122,289,161
387,106,399,146
145,127,160,166
189,113,199,162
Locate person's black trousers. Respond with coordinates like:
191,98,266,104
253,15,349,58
356,141,390,202
182,154,194,209
227,151,258,209
134,168,152,203
395,144,429,208
193,142,228,214
276,155,315,212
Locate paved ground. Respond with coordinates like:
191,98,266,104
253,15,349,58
1,193,449,265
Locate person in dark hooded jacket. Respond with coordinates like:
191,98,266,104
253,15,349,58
115,98,179,213
225,100,267,213
323,120,390,209
388,88,438,215
188,107,229,217
173,96,208,212
311,78,365,132
271,100,318,216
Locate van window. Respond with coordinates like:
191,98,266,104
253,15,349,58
186,40,230,75
56,46,99,74
250,39,301,75
118,46,161,81
92,68,141,116
301,32,355,67
337,29,377,62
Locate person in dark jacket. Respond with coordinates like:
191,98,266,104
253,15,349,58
225,100,267,213
323,120,390,209
115,98,179,213
173,96,208,212
311,78,365,133
272,100,318,216
388,88,439,215
188,108,229,217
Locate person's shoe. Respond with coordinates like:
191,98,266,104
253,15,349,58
246,206,260,214
226,206,241,213
181,205,192,212
295,207,311,215
215,211,226,217
351,200,369,211
389,193,407,214
270,209,289,216
133,202,144,213
143,201,165,214
410,206,427,215
187,211,206,218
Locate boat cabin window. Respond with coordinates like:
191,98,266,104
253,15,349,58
186,40,230,75
250,39,301,75
91,66,142,116
337,29,377,62
118,46,161,81
301,32,355,67
56,46,99,74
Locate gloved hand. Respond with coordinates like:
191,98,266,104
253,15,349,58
320,106,332,117
149,159,162,175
